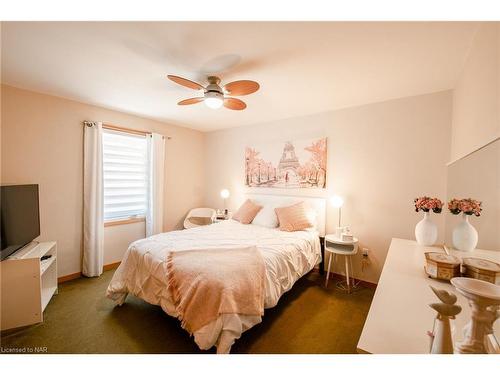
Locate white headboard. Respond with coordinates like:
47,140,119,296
245,193,327,236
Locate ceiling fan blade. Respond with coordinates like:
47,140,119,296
167,75,204,91
178,97,204,105
224,97,247,110
223,80,260,96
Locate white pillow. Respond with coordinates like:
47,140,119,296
304,204,318,229
252,204,279,228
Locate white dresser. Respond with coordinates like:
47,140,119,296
357,238,500,354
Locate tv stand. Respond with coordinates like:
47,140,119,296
0,241,57,331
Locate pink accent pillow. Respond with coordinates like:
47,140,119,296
232,199,263,224
274,202,313,232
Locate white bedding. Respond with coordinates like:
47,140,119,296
106,220,321,353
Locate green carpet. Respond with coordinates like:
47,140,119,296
0,270,374,354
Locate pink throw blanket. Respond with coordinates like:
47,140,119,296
166,246,266,334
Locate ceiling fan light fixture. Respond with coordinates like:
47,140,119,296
167,74,258,111
204,91,224,109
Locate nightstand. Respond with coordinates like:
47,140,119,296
324,234,359,292
319,236,325,275
214,211,232,223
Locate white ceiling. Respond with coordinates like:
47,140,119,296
1,22,478,132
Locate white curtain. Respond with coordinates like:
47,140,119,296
83,122,104,277
146,133,166,237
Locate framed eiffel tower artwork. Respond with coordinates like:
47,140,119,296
245,137,327,189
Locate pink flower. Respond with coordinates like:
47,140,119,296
414,196,443,213
448,198,482,216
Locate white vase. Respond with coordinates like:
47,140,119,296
452,214,478,252
415,212,438,246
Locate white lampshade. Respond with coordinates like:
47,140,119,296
205,97,223,109
330,195,344,208
204,91,224,109
220,189,230,199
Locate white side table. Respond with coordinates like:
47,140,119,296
324,235,359,292
214,211,232,223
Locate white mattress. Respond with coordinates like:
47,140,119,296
106,220,321,353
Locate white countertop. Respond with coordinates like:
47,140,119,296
357,238,500,354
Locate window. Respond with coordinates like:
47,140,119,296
102,129,149,222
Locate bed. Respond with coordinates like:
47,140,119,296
106,194,326,353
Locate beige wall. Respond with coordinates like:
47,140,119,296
451,22,500,162
1,85,205,277
103,222,146,265
204,91,452,284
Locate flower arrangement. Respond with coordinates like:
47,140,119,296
414,196,443,214
448,198,482,216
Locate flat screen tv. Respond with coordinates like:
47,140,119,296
0,184,40,260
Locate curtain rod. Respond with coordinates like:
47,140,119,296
82,121,172,140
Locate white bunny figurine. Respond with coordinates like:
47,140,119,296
429,286,462,354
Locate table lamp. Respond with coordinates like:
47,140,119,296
220,189,230,214
330,195,344,238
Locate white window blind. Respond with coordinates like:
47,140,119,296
103,129,149,221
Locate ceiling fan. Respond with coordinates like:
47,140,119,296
167,75,260,110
